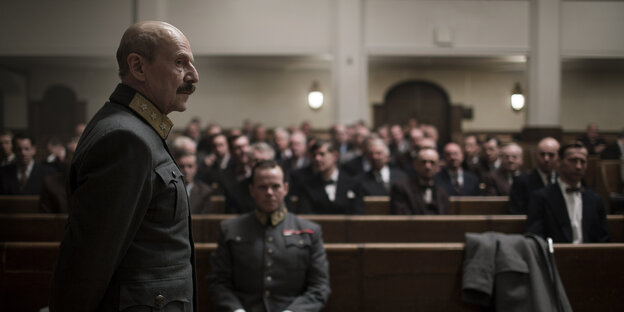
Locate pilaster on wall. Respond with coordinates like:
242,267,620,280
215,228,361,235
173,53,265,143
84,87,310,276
526,0,561,130
332,0,368,126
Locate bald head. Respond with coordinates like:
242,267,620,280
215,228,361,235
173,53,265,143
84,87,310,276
537,137,560,174
117,21,184,78
116,21,198,115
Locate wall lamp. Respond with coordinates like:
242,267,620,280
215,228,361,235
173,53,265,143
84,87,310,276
510,83,525,112
307,81,324,110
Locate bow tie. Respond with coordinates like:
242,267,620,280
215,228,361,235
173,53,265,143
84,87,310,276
566,186,582,193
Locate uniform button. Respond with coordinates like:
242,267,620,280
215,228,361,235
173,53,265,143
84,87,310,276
299,239,304,245
267,248,273,254
267,236,274,242
265,290,271,297
235,236,241,242
266,262,272,269
172,171,177,178
155,294,165,307
266,276,272,282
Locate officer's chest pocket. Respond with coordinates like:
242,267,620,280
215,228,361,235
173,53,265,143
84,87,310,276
150,162,188,224
225,234,257,270
284,235,312,270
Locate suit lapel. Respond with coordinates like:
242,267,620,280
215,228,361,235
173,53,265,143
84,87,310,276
549,184,573,242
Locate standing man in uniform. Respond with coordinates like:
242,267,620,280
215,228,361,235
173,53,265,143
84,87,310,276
208,160,331,312
50,21,199,311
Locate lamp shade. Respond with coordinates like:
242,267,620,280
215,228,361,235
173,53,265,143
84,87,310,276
308,81,324,110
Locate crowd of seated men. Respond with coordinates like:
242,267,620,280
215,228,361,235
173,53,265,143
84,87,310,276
1,118,623,244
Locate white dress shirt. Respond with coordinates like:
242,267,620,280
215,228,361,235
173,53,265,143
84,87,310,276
558,178,583,244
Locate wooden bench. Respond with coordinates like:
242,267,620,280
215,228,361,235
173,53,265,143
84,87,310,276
449,196,509,214
2,242,623,311
2,214,622,243
363,196,391,214
597,160,624,213
0,195,40,213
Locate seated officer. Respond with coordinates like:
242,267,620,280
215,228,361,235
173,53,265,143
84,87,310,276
208,160,331,312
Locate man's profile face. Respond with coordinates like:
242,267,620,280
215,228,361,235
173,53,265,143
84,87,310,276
0,135,12,156
249,166,289,213
178,155,197,185
414,149,440,180
558,147,588,185
143,28,199,115
14,138,36,167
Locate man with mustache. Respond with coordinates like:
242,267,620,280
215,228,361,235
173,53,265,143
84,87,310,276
50,21,199,311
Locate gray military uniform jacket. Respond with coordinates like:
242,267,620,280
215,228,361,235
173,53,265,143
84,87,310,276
208,209,331,312
50,84,196,311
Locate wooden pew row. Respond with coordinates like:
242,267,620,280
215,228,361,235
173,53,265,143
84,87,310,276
2,242,623,312
0,195,39,213
2,214,623,243
364,196,510,215
0,195,510,215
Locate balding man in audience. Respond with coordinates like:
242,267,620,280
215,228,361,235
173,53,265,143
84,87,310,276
281,130,309,176
526,143,609,243
435,142,481,196
331,123,357,164
509,137,560,214
355,137,407,196
197,133,231,192
391,148,449,215
296,140,364,214
219,134,255,213
483,143,524,196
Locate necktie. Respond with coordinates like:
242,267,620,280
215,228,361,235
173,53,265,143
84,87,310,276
452,174,461,195
18,167,28,190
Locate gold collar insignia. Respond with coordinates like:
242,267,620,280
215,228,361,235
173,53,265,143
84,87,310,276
128,93,173,140
255,205,287,226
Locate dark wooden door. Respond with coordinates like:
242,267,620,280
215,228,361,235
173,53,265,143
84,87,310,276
374,80,451,144
29,85,85,147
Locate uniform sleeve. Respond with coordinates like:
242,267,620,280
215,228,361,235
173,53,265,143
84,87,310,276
207,222,246,311
50,130,154,311
285,225,331,312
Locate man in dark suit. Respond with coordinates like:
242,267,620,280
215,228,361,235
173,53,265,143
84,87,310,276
475,137,501,180
0,133,55,195
509,137,560,214
50,21,199,311
175,150,214,214
483,143,525,196
296,140,364,214
461,134,481,173
526,143,609,243
281,130,309,179
435,142,481,196
356,137,407,196
391,148,449,214
208,160,331,312
578,123,607,155
218,134,257,214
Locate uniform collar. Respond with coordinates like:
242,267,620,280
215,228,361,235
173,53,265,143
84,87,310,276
255,205,288,226
109,84,173,140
